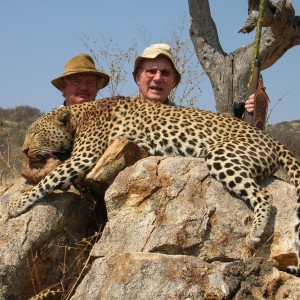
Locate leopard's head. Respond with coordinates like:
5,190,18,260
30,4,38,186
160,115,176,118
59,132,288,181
22,108,74,161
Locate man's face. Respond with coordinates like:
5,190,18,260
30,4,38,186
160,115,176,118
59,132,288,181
136,56,176,103
61,73,98,106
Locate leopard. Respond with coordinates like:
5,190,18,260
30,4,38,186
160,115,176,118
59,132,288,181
8,96,300,276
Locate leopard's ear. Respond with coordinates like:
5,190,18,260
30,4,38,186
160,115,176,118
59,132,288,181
56,109,72,127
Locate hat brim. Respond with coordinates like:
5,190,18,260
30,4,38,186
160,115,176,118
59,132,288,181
51,70,110,91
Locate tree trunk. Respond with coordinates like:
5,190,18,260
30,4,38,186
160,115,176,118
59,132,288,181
188,0,300,115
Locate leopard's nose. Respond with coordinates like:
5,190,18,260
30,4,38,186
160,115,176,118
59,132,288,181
22,148,29,157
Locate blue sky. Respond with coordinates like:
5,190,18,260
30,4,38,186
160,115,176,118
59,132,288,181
0,0,299,124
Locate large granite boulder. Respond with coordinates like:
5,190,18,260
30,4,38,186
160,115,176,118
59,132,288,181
1,140,299,298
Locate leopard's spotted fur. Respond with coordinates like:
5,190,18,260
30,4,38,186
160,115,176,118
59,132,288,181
8,96,300,276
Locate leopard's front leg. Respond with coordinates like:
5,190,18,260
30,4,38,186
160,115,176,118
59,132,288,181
8,185,44,217
8,156,93,218
8,174,72,217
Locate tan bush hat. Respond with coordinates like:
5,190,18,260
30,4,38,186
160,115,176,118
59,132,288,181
132,43,181,87
51,53,110,90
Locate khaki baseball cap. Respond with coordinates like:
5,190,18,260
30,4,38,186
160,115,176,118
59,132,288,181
132,43,181,86
51,53,110,91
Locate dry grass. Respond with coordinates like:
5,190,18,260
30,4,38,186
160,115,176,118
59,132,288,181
28,230,103,300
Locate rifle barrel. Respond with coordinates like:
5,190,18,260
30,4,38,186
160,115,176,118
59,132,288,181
250,59,261,95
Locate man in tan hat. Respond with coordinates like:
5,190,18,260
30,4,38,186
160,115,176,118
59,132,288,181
51,53,110,106
133,43,254,111
132,43,181,105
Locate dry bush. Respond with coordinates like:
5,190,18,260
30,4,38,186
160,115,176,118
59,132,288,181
82,34,138,98
0,106,42,182
82,18,205,108
164,20,205,107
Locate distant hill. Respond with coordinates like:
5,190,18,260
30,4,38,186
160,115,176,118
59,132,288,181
266,119,300,159
267,119,300,134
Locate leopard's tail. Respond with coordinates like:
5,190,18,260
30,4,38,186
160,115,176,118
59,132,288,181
278,145,300,276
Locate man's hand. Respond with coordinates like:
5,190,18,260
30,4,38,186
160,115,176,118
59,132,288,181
245,94,255,113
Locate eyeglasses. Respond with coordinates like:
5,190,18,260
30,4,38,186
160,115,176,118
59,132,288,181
142,67,174,79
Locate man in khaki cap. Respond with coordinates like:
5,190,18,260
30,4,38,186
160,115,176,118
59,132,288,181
132,43,254,112
132,43,181,105
51,53,110,106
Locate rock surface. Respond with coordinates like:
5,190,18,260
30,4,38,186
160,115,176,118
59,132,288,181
91,157,297,269
0,179,95,299
84,137,148,193
1,146,299,298
72,253,300,300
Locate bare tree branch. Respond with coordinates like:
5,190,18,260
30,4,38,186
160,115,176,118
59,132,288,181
188,0,300,115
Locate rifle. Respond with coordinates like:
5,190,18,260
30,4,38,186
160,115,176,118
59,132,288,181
243,59,269,130
241,0,269,130
233,60,261,121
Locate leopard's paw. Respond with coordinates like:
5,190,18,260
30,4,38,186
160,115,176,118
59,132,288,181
286,265,300,277
244,217,263,249
8,193,36,218
246,233,261,250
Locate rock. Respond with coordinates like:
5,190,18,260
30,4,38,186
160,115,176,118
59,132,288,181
76,156,299,299
1,155,299,298
72,253,300,300
91,157,298,269
0,178,95,299
84,137,148,192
